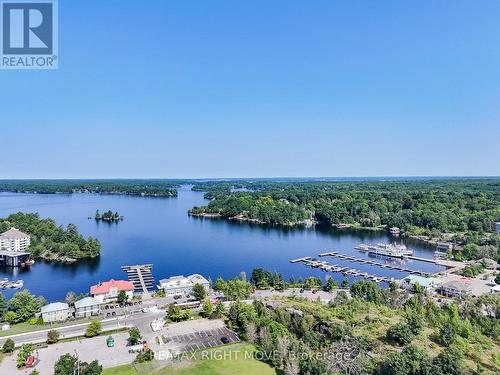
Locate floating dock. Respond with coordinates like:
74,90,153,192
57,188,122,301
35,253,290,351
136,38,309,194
122,264,154,293
290,256,312,263
290,256,393,284
319,252,431,277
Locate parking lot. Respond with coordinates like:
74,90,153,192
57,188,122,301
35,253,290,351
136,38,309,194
159,327,239,354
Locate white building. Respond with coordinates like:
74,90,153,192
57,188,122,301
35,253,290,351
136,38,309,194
41,302,70,323
90,279,134,303
74,297,100,318
400,275,442,294
438,280,472,298
157,274,210,296
0,228,30,252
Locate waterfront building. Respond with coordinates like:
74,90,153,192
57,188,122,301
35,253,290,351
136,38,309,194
74,297,100,318
157,274,210,295
400,275,442,294
0,228,30,252
41,302,70,323
90,279,134,303
438,280,472,298
0,228,32,267
436,242,454,251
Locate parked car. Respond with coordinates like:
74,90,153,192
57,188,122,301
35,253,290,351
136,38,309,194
220,336,230,344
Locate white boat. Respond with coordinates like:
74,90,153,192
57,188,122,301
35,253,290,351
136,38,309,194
356,243,413,258
8,280,24,289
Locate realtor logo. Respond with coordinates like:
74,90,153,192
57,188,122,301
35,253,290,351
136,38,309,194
1,0,58,69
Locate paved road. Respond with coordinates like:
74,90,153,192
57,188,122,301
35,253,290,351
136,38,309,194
0,310,165,347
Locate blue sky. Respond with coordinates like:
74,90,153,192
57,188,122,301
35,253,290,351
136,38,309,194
1,0,499,178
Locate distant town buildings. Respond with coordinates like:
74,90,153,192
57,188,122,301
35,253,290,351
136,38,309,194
90,279,134,303
41,302,70,323
157,274,210,295
74,297,100,318
0,228,30,252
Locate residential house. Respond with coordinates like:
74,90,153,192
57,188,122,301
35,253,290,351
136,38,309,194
74,297,100,318
41,302,70,323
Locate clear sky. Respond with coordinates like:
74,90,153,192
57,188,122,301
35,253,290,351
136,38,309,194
1,0,499,178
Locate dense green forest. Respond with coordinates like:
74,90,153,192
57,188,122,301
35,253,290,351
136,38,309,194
0,212,100,261
189,179,500,259
0,179,179,197
227,278,500,375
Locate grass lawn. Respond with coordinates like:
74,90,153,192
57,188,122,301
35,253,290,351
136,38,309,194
102,344,279,375
102,364,137,375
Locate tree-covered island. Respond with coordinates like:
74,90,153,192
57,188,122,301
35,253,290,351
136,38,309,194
0,212,100,262
94,210,123,222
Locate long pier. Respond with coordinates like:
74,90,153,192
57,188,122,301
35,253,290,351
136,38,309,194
318,252,431,277
291,257,393,284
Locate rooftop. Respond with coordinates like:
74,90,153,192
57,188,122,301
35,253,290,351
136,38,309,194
402,274,442,288
158,274,209,289
41,302,69,314
90,279,134,295
74,296,100,308
0,227,30,240
441,279,472,292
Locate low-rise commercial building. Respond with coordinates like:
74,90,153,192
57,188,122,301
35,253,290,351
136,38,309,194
74,297,100,318
90,279,134,303
400,275,442,293
41,302,70,323
157,274,210,295
438,280,472,298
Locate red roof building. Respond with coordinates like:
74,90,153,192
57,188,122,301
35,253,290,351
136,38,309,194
90,279,134,303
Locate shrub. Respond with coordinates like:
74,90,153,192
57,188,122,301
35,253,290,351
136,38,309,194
386,323,414,346
85,320,102,337
2,338,15,353
46,330,60,344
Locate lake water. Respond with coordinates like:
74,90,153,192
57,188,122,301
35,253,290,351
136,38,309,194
0,186,444,301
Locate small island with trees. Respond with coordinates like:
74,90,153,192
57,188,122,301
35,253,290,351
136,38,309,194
94,210,123,222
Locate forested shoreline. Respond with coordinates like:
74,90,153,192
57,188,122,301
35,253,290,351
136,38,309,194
189,179,500,260
0,212,100,262
0,179,179,197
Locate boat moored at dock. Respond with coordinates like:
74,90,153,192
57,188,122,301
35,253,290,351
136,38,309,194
355,243,413,258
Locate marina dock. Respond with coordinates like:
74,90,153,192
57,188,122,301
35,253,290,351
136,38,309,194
290,256,393,284
121,264,155,294
290,256,312,263
318,252,432,277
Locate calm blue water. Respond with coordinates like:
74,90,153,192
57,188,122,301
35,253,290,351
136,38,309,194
0,187,444,301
